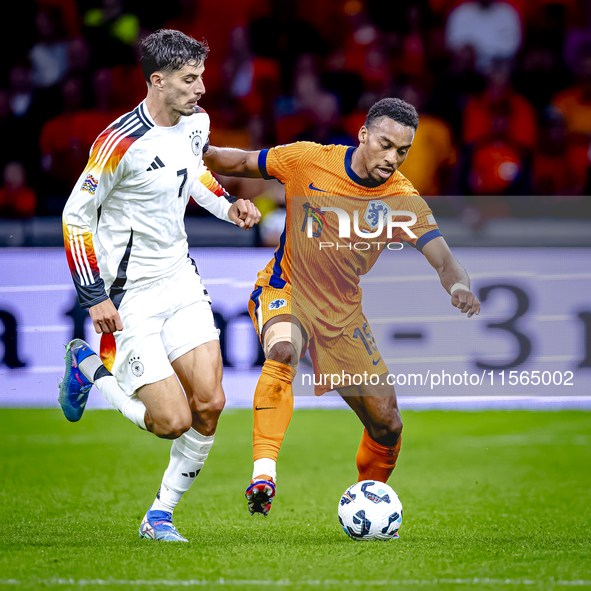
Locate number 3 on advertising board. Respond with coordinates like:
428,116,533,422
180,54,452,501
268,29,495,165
476,284,531,370
476,285,591,370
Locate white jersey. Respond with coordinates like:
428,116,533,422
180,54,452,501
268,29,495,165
63,100,234,309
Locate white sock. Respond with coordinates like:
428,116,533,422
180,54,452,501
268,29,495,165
79,354,103,382
78,352,147,430
253,458,277,483
95,375,147,431
151,428,215,514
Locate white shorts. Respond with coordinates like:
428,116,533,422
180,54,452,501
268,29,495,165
105,262,219,397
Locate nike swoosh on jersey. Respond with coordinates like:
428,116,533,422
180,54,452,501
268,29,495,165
372,357,382,365
308,182,329,193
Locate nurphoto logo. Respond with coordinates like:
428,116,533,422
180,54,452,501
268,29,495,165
301,201,418,251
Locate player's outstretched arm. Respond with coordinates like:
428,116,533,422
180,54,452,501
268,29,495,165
422,236,481,318
204,146,263,178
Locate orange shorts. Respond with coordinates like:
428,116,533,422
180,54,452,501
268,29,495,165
248,284,388,395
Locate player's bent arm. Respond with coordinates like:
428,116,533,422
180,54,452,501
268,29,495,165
422,236,481,317
204,146,263,178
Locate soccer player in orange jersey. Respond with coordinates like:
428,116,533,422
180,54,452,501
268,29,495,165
205,98,480,517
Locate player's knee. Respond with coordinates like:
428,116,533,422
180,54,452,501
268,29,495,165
190,390,225,428
369,413,403,446
153,410,192,440
267,340,295,366
154,423,191,440
204,390,226,417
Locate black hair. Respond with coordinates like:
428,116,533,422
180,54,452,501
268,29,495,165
365,98,419,131
140,29,209,84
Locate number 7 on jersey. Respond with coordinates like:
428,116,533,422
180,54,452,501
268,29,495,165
176,168,188,198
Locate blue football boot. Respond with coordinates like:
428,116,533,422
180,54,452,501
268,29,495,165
58,339,95,422
139,506,188,542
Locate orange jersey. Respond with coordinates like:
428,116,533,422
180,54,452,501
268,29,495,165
256,142,442,335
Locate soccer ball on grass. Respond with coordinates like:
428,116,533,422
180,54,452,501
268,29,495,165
338,480,403,541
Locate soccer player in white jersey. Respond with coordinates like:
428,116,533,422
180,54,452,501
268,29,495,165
58,29,260,542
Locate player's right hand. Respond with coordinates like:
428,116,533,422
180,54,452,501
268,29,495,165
451,290,480,318
89,299,123,334
229,198,261,230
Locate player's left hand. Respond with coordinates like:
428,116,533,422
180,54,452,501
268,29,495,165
229,199,261,230
451,290,480,318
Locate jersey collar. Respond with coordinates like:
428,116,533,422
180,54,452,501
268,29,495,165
140,99,187,129
139,100,156,127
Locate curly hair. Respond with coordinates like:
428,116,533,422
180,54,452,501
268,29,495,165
365,98,419,130
140,29,209,84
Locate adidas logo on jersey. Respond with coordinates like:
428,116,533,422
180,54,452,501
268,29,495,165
146,156,165,171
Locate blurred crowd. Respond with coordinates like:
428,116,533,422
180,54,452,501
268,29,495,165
2,0,591,236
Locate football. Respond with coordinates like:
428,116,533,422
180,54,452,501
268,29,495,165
338,480,403,541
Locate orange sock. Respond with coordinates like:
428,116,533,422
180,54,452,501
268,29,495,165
356,429,401,483
253,359,296,463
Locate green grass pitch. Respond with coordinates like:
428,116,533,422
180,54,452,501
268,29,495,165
1,408,590,590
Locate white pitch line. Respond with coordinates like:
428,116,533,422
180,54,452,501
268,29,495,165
1,578,590,587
